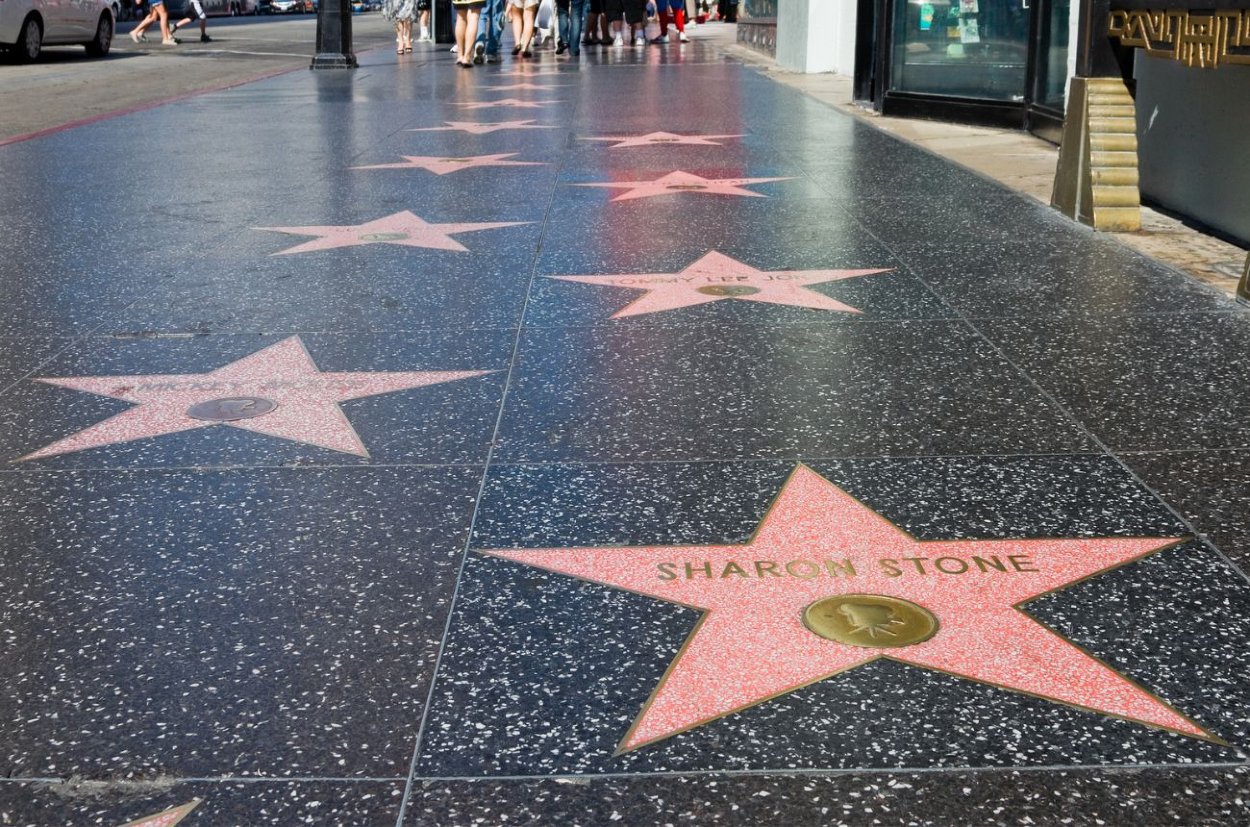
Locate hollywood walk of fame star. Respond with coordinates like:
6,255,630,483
118,798,201,827
18,337,494,460
548,251,891,317
409,120,556,135
575,170,795,202
256,210,529,255
456,98,562,110
582,131,745,149
351,153,546,176
483,465,1219,753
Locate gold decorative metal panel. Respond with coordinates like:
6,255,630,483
1109,9,1250,68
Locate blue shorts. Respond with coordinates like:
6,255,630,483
654,0,682,11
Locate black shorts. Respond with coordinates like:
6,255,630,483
603,0,644,23
416,0,429,8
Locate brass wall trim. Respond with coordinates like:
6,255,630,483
1238,252,1250,304
1109,9,1250,68
1052,78,1143,232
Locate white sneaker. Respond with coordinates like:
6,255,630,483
612,33,623,46
633,34,645,46
678,31,689,42
419,27,430,41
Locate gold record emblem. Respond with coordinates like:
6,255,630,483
803,594,939,648
696,285,761,297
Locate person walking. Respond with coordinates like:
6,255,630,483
507,0,539,57
382,0,418,53
453,0,485,66
168,0,211,43
555,0,586,55
603,0,645,46
582,0,605,44
417,0,431,40
471,0,504,62
649,0,687,42
128,0,175,45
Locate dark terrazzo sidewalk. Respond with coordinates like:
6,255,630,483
1,25,1248,827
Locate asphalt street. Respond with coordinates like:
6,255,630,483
1,13,402,142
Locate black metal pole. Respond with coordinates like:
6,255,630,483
311,0,357,69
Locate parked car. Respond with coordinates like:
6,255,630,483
0,0,115,61
269,0,309,11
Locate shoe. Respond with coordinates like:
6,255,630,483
633,34,645,46
678,31,689,41
485,52,501,63
650,34,667,43
570,48,579,56
521,48,532,57
129,29,142,43
472,41,484,63
612,33,623,46
556,42,566,54
511,44,522,55
405,45,412,52
419,27,429,40
162,37,178,45
201,33,212,42
168,22,178,34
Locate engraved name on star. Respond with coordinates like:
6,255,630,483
582,131,745,149
18,337,495,461
351,153,546,175
256,210,529,255
456,98,562,110
409,120,556,135
548,251,892,317
575,170,794,202
484,465,1219,753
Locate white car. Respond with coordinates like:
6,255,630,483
0,0,115,62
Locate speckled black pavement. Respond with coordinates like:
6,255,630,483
1,33,1248,827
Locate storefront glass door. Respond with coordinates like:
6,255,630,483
1025,0,1070,138
889,0,1032,102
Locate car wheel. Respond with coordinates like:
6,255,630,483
15,15,42,63
85,12,113,55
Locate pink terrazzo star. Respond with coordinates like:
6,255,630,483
118,799,201,827
409,120,555,135
256,210,528,255
582,131,744,148
549,251,891,317
351,153,546,175
485,465,1216,753
576,170,794,202
456,98,562,110
19,337,494,460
